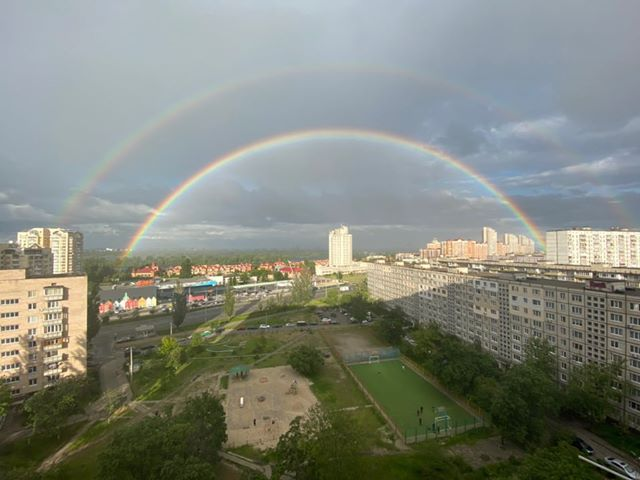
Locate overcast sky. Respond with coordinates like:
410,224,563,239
1,1,639,252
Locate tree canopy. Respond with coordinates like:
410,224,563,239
172,281,188,329
291,267,314,305
158,336,187,372
179,257,193,278
98,392,226,480
224,283,236,318
287,345,325,377
273,405,366,480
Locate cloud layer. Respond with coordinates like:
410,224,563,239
1,1,639,251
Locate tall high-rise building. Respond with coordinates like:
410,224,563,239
328,226,353,267
482,227,498,255
16,228,83,274
546,228,640,267
0,269,87,398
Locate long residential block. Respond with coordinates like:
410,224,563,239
367,262,640,428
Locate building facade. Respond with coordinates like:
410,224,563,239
368,262,640,428
0,269,87,398
329,225,353,267
16,228,83,274
546,228,640,267
0,243,53,276
483,227,498,256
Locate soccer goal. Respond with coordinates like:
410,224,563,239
368,355,380,364
432,406,450,432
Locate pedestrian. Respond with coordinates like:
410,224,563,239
421,406,424,414
253,418,256,426
419,417,422,426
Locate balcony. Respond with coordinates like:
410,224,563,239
41,306,63,314
44,292,64,301
43,343,63,351
44,354,62,363
43,319,65,328
42,331,64,340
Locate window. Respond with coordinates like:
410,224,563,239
28,290,37,298
28,366,37,373
1,362,20,371
611,313,623,322
0,298,19,304
28,315,38,323
0,337,19,344
611,340,621,349
0,350,19,357
28,303,37,310
0,325,19,332
611,327,624,336
571,306,583,315
611,300,623,309
28,378,37,386
0,312,18,318
630,331,640,341
27,340,37,348
571,294,583,302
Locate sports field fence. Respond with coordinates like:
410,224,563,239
403,416,486,444
343,347,400,364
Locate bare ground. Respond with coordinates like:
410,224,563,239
224,365,317,450
448,436,525,468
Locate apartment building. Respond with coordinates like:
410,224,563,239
16,227,83,274
0,269,87,398
0,243,53,276
546,228,640,267
329,225,353,267
368,262,640,428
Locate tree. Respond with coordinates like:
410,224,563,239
179,392,228,462
0,383,10,418
563,360,623,423
172,281,188,330
291,267,313,305
376,307,406,345
224,283,236,319
273,404,366,480
158,336,187,372
98,393,226,480
288,345,324,377
179,257,192,278
491,339,559,447
22,378,85,437
518,442,602,480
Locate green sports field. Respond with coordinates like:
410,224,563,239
349,359,476,434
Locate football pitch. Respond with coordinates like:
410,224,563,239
349,359,476,433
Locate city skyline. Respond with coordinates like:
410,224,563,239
1,2,639,252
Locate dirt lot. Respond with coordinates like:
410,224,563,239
224,365,318,450
448,436,524,468
324,327,383,359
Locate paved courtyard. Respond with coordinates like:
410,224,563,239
224,365,317,449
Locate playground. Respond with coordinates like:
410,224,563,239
349,359,477,438
224,365,317,450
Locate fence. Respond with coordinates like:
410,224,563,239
403,416,486,444
343,347,401,364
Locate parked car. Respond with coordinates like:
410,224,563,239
259,324,271,329
604,457,640,479
571,437,594,455
284,322,295,327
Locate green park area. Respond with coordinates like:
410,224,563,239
350,359,477,437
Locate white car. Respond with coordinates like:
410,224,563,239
259,324,271,329
605,457,640,479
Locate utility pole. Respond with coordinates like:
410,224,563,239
129,346,133,378
170,321,173,337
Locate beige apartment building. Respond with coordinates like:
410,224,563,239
0,243,53,277
0,269,87,398
16,227,83,275
368,262,640,428
546,227,640,267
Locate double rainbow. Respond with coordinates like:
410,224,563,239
121,128,545,259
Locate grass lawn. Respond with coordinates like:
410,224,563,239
311,360,369,409
52,435,108,479
350,359,476,435
240,309,316,328
0,421,87,470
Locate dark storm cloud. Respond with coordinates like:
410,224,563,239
1,1,639,250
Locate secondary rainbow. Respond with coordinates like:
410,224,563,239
58,64,574,225
122,128,545,258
